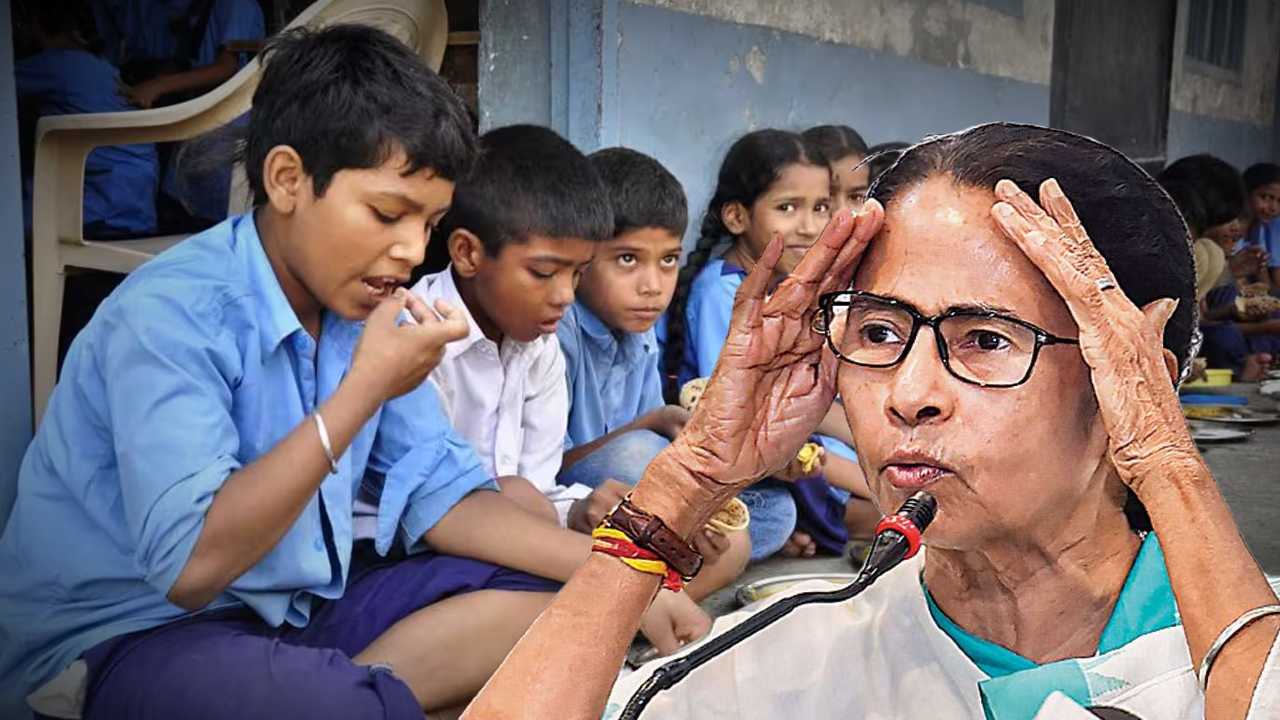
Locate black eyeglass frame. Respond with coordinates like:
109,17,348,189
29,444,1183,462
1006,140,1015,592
815,290,1080,388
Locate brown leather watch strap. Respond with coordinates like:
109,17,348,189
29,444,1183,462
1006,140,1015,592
604,496,704,580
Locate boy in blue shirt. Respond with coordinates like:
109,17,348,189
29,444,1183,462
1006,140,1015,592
556,148,750,598
122,0,267,225
1245,162,1280,290
0,26,589,720
16,1,158,237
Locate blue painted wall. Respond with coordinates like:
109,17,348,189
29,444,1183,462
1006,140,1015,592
479,0,555,130
0,0,33,531
612,2,1050,244
1167,110,1274,169
479,0,1276,247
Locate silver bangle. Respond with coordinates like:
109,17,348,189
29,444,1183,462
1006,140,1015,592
1198,603,1280,691
313,413,339,475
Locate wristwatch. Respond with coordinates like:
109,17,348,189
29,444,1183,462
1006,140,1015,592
603,495,704,580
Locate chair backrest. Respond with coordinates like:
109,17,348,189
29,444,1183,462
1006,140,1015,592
29,0,449,249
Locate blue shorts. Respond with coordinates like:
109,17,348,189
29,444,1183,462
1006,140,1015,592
75,546,558,719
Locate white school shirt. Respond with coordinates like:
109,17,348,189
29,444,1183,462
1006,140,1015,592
412,268,591,526
606,553,1280,720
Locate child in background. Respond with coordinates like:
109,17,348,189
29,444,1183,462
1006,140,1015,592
1161,156,1278,379
663,129,878,562
798,124,878,541
125,0,266,228
802,124,870,214
410,125,712,642
15,0,158,237
557,147,750,596
1244,162,1280,289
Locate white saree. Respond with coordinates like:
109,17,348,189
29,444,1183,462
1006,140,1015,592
606,554,1280,719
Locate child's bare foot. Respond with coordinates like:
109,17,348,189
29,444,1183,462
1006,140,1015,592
780,530,817,558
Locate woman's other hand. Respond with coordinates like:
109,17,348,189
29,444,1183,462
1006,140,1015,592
991,178,1201,497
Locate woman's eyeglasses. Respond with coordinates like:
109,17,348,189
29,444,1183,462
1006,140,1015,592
814,291,1079,388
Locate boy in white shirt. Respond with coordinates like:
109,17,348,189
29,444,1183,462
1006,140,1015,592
412,124,607,526
409,125,709,654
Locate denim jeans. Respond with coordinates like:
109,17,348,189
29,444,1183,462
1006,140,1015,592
560,430,799,561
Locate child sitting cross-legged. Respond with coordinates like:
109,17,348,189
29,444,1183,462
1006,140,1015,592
556,148,751,598
1,27,626,720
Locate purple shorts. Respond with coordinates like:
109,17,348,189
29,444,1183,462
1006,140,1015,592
74,546,558,720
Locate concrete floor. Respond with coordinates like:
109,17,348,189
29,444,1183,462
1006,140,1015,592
700,383,1280,619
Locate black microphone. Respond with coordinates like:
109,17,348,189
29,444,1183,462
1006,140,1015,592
618,491,938,719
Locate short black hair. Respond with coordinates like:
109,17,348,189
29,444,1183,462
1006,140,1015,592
242,25,477,205
436,124,614,255
1244,163,1280,193
1157,154,1245,229
588,147,688,238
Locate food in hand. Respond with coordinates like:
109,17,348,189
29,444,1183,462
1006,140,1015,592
796,442,823,475
679,377,709,411
1236,294,1280,318
706,497,750,534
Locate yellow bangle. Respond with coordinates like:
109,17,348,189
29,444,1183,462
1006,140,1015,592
591,526,632,542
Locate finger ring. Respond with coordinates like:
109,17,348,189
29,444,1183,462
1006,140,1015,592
1095,277,1117,291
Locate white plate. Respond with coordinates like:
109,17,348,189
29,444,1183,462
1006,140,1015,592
1192,407,1280,425
1188,422,1253,443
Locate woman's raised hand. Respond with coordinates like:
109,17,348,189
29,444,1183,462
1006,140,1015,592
990,178,1200,496
647,202,883,522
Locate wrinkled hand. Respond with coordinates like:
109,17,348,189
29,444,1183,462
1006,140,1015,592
660,204,883,511
566,479,630,534
642,405,692,440
639,589,712,656
990,179,1201,497
349,288,469,403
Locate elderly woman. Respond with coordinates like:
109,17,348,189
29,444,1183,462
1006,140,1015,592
464,124,1280,719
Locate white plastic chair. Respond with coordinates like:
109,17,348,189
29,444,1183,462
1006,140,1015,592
29,0,449,424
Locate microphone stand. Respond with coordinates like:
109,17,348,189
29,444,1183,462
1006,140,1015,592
618,491,938,720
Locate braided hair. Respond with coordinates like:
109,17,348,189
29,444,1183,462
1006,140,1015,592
661,129,828,400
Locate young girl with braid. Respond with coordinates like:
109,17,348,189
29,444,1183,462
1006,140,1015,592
662,129,878,561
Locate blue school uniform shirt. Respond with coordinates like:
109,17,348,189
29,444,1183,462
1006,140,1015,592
558,302,665,449
0,212,491,716
674,257,744,390
161,0,265,223
1247,217,1280,269
15,49,158,236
